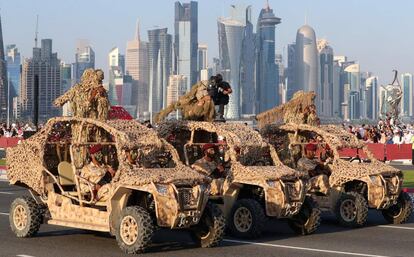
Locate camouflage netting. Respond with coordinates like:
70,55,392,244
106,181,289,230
157,121,307,182
261,123,400,187
256,91,317,128
154,80,215,123
7,117,209,195
54,69,110,121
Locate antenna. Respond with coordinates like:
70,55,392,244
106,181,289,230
35,15,39,47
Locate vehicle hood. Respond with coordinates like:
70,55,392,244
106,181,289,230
115,164,211,187
231,162,307,186
328,159,401,187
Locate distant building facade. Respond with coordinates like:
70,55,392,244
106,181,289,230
125,22,149,118
166,74,187,119
317,39,333,117
73,40,95,83
255,3,281,113
295,24,318,95
218,17,244,119
148,27,172,115
6,44,20,98
20,39,61,122
0,15,8,120
401,73,413,117
174,1,198,91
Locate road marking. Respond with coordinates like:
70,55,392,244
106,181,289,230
0,191,13,195
0,212,9,216
17,255,36,257
378,225,414,230
224,239,390,257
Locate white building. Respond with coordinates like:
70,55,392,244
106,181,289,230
295,24,318,94
166,75,188,119
401,73,413,117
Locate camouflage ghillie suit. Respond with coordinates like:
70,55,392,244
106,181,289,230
54,69,110,121
154,80,215,123
54,69,110,143
256,91,317,128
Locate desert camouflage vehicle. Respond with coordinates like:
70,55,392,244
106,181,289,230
7,117,225,254
261,123,413,227
157,121,321,238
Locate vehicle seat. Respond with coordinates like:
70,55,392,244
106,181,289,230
57,161,75,186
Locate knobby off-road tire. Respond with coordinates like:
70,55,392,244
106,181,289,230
288,197,321,235
228,198,266,239
9,196,42,237
115,206,154,254
335,192,368,227
382,191,413,224
191,202,225,248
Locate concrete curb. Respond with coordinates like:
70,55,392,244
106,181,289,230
387,160,413,165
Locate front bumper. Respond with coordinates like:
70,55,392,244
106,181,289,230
154,183,210,228
368,174,402,209
265,179,305,218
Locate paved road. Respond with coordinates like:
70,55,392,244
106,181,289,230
1,181,414,257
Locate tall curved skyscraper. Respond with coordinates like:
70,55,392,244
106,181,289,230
295,24,318,93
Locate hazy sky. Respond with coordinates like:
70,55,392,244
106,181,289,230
1,0,413,85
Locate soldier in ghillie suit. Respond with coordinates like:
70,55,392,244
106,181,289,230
256,90,317,129
54,68,110,121
154,78,217,123
54,68,110,142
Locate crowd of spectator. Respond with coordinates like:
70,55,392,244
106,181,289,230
345,118,414,145
0,123,36,138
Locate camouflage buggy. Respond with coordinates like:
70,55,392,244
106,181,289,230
261,123,413,227
157,121,321,238
7,117,225,254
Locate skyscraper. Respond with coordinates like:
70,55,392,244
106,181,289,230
295,24,318,94
256,2,281,113
166,74,187,119
60,62,72,94
317,39,333,117
6,45,20,98
108,47,125,105
73,40,95,83
174,1,198,91
234,4,256,115
148,27,172,115
365,76,378,120
0,14,8,121
126,21,149,118
286,43,297,101
332,60,341,117
344,63,360,120
20,39,61,122
60,62,72,116
218,17,245,119
198,44,208,71
401,73,413,117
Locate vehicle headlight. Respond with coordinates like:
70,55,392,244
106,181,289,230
267,180,277,187
155,184,169,196
369,176,382,186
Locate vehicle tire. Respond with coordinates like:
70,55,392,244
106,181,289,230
334,192,368,227
115,206,154,254
228,198,266,238
191,203,225,248
9,196,42,238
288,197,321,235
382,192,413,224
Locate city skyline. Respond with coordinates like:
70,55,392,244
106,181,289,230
1,0,413,86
